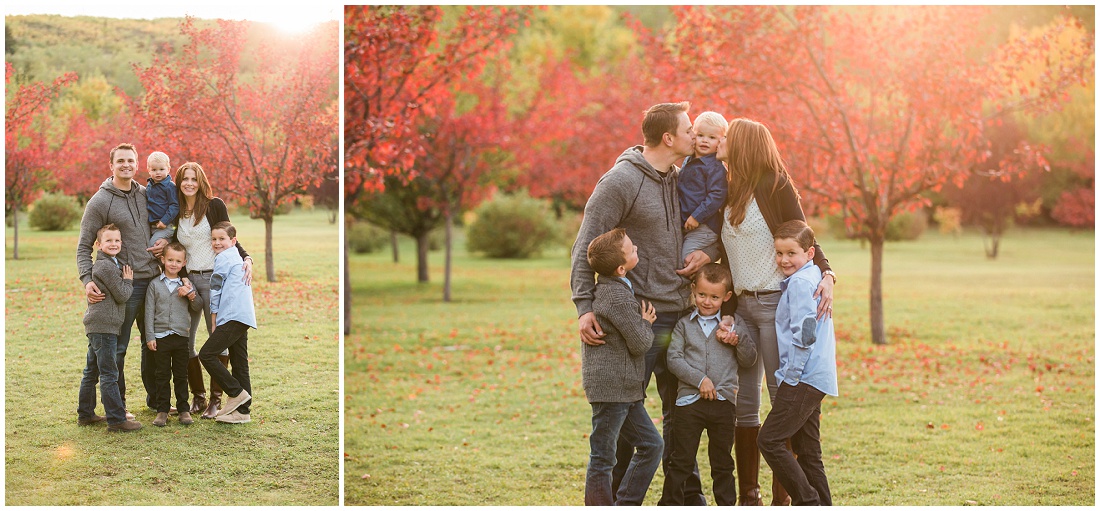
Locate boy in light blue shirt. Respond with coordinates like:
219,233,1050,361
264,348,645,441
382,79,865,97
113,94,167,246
758,220,837,505
198,221,257,424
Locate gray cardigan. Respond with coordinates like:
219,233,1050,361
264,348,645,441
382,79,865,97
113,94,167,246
144,275,205,342
667,313,757,403
582,277,654,404
83,251,134,335
571,147,721,317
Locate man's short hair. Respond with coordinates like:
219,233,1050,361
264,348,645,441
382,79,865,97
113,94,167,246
693,262,733,293
773,220,816,251
110,143,137,163
587,228,628,277
163,242,188,259
211,221,236,239
641,101,690,147
96,223,120,243
693,111,728,134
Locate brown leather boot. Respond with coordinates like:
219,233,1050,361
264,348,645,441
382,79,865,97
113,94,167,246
187,357,207,414
735,426,763,505
201,355,230,419
771,439,793,505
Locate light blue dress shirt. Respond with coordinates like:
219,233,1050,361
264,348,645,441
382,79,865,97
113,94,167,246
210,246,257,329
775,261,838,396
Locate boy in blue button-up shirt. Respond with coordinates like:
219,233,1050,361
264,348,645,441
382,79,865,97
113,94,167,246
199,221,257,424
678,111,729,262
146,151,179,247
759,220,837,505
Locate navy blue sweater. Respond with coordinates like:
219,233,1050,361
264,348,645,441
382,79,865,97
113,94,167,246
678,154,728,234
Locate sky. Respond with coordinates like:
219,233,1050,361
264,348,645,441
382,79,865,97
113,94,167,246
5,0,340,33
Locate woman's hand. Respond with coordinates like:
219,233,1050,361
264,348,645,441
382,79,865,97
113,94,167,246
814,273,835,320
242,257,254,286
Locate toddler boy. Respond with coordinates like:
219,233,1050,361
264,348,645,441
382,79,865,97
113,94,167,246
679,111,729,263
581,227,663,506
146,151,178,247
144,242,204,426
77,224,142,432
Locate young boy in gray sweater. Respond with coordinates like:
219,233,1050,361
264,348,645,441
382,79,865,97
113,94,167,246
144,242,204,427
77,224,142,432
582,228,664,506
661,263,756,505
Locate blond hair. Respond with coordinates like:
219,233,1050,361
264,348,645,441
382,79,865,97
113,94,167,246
723,118,793,226
147,151,170,168
693,111,728,135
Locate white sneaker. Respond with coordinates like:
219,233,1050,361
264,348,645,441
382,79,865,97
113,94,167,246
215,410,251,424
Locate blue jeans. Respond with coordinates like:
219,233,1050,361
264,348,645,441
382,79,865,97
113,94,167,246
77,333,126,425
118,277,151,409
586,400,663,505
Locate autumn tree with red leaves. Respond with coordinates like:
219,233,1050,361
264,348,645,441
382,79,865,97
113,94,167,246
646,6,1092,344
5,63,78,259
131,17,338,282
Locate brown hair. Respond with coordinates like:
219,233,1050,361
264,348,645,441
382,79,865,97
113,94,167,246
211,221,236,239
773,220,816,251
96,223,120,243
163,242,188,259
109,143,137,163
723,118,795,226
176,162,214,226
641,102,690,147
692,263,733,293
587,228,628,277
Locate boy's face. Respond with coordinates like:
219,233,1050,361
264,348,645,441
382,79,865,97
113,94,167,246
775,238,815,277
161,247,187,278
211,229,237,254
693,123,724,157
619,234,639,275
148,159,170,183
692,275,732,316
99,229,122,257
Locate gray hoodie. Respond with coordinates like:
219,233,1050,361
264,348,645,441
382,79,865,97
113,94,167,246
571,146,719,316
77,178,159,285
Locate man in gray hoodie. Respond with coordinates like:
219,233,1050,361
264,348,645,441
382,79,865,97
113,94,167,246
77,143,168,414
570,102,720,504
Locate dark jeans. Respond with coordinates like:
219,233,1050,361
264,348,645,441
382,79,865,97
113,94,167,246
759,382,831,506
199,320,251,414
660,399,737,506
613,310,705,504
152,334,190,413
77,333,126,425
118,276,151,409
585,400,663,506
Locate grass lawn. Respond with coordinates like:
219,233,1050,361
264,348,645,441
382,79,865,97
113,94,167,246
345,225,1094,505
5,208,340,505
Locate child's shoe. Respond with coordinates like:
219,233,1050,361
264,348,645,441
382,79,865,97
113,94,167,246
178,411,193,425
152,412,169,427
214,410,251,424
217,389,251,417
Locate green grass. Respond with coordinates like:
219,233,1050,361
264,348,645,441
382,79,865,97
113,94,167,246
345,226,1094,505
5,209,340,505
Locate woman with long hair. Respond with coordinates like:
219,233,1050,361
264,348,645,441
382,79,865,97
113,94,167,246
716,119,835,505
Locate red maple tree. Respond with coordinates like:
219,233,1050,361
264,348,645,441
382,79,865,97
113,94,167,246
131,17,339,282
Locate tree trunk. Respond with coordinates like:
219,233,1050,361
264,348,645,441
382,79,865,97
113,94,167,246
443,212,453,302
984,231,1001,259
264,215,276,282
12,205,19,261
416,232,429,283
391,230,399,263
870,235,887,345
344,244,352,335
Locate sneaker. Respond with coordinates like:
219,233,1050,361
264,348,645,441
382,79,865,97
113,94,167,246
125,410,136,421
215,410,251,424
152,412,169,427
216,389,251,417
78,415,107,426
178,411,193,425
169,406,178,416
107,420,143,432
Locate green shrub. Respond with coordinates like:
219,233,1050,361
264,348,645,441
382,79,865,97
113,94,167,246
347,221,387,254
28,193,82,231
467,191,557,259
885,209,928,241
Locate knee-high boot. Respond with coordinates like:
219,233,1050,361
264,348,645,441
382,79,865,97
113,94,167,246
735,426,763,505
770,439,793,506
187,357,207,414
201,355,230,419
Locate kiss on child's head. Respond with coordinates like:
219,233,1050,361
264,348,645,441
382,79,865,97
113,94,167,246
692,111,729,158
210,221,237,254
147,151,171,183
773,220,816,277
586,227,638,278
691,263,733,316
96,224,122,256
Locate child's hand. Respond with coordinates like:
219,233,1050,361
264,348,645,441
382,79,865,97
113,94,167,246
640,300,657,325
699,377,717,400
122,265,134,280
716,315,739,346
178,281,193,298
684,216,699,232
156,221,167,229
147,339,157,351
